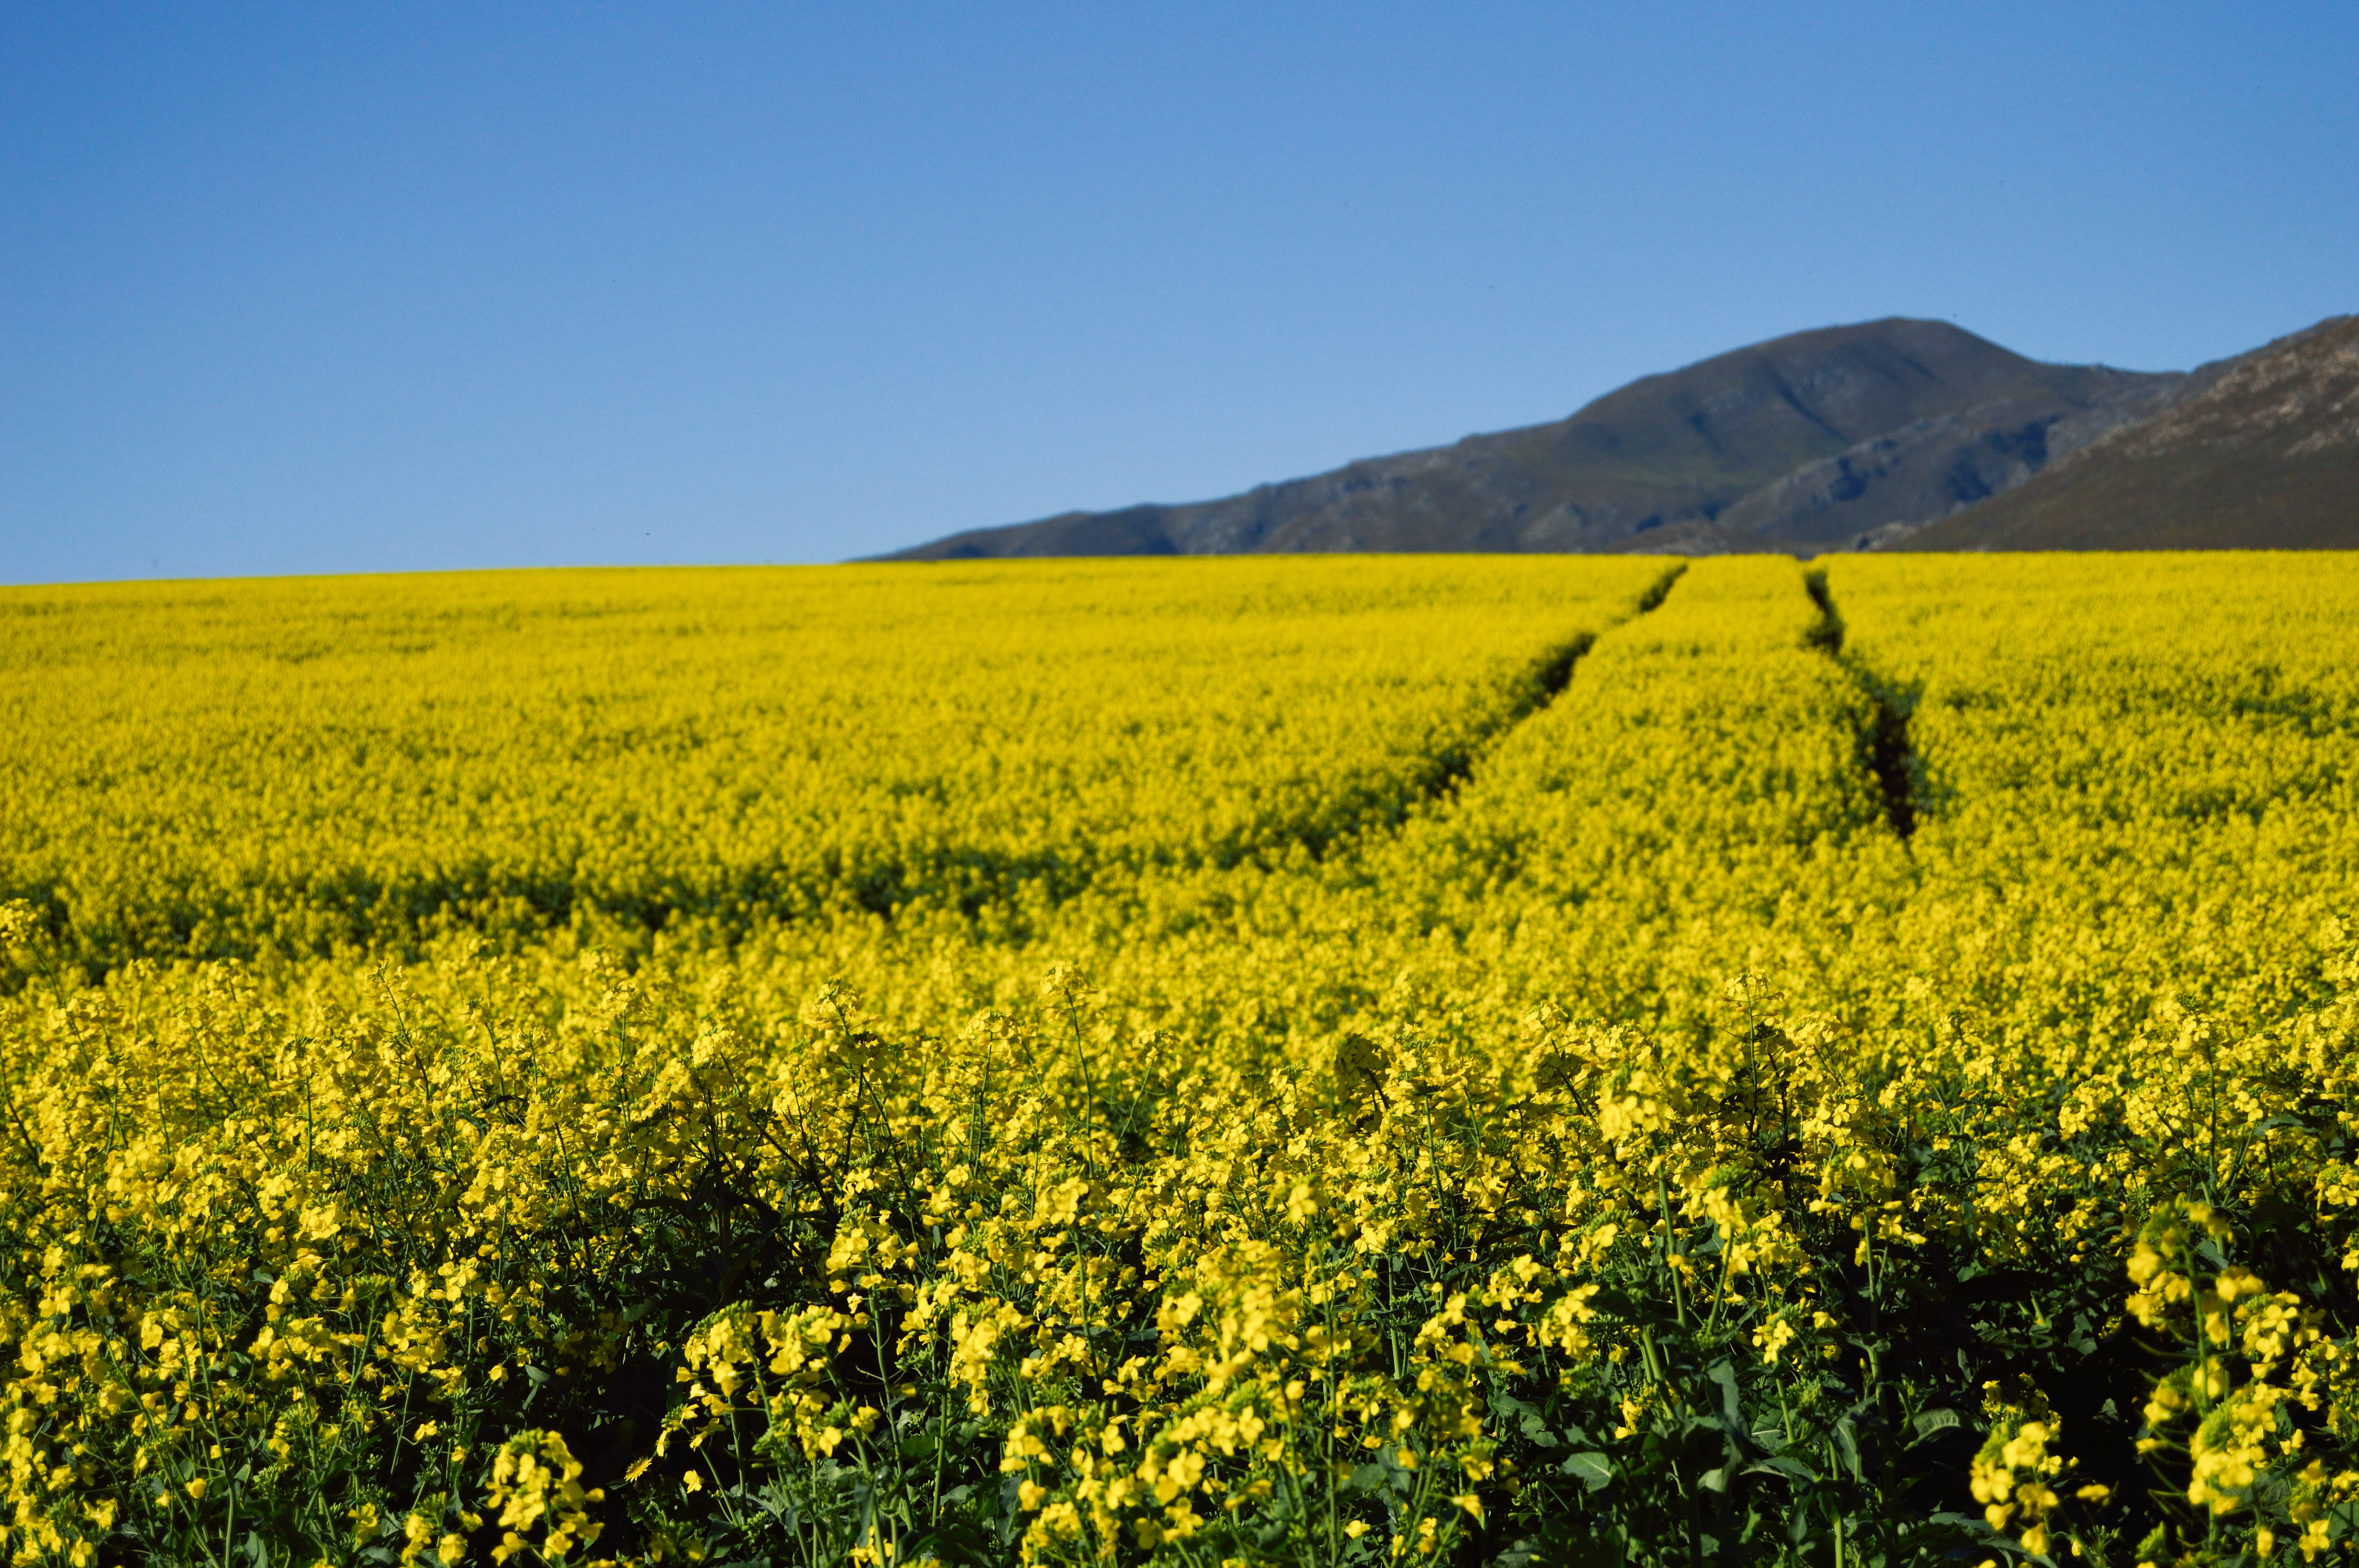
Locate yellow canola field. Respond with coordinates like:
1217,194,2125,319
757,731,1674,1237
1,554,2357,1568
0,559,1665,973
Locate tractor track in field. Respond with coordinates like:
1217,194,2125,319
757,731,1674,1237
1414,561,1688,811
1804,567,1920,844
1,564,1697,980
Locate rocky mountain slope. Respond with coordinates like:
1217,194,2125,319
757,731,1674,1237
1896,315,2359,552
882,318,2186,559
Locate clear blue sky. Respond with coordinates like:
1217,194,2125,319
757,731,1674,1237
5,2,2354,583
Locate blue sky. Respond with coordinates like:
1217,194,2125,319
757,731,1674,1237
5,2,2354,583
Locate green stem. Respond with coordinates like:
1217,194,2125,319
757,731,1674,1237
1657,1165,1688,1330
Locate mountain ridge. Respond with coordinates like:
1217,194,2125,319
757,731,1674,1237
878,318,2193,560
1895,315,2359,552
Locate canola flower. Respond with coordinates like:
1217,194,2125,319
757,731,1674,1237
0,554,2356,1565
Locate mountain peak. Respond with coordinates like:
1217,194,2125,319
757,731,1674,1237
876,318,2197,560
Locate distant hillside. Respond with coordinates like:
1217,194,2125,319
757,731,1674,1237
881,319,2184,559
1896,316,2359,552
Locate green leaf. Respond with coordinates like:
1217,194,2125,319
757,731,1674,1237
1832,1418,1863,1482
1911,1408,1961,1441
1563,1450,1615,1493
1707,1359,1745,1431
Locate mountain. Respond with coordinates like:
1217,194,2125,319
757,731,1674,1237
880,318,2186,560
1894,316,2359,552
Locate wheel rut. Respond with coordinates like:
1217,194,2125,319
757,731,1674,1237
1803,567,1919,843
1415,561,1688,811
